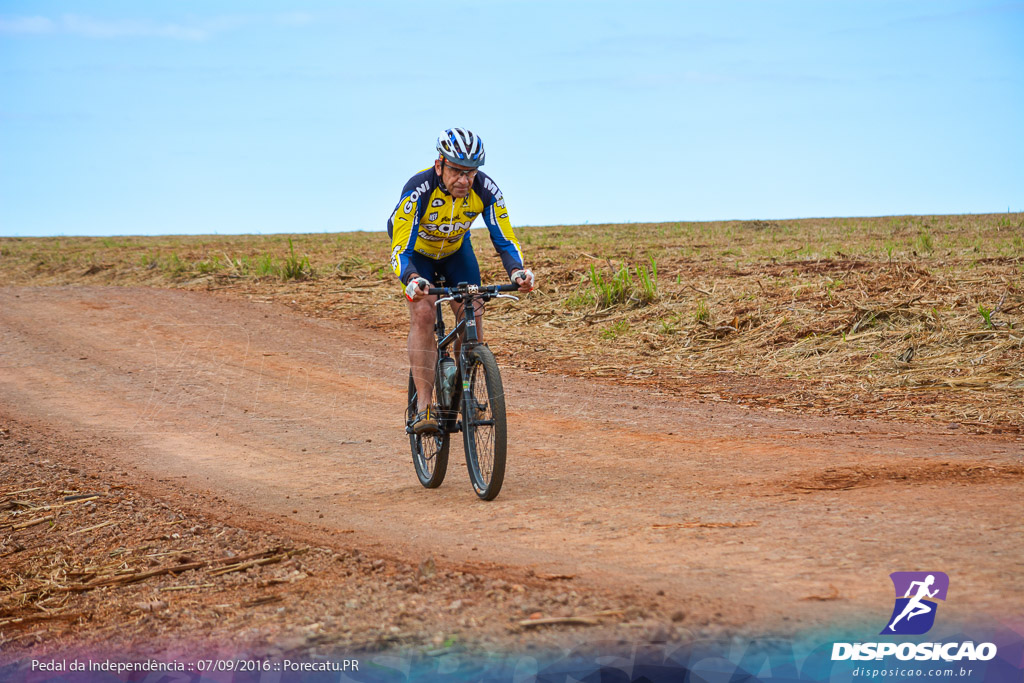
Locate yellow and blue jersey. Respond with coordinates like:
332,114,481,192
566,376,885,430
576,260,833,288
387,168,524,284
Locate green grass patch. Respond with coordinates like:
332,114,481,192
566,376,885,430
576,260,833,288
693,300,710,324
600,320,630,340
281,238,314,281
579,259,658,309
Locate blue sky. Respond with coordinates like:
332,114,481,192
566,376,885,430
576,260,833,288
1,1,1022,237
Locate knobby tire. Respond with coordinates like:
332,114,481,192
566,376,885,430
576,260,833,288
407,372,449,488
461,345,507,500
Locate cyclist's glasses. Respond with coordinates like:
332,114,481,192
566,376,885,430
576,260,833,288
444,164,477,179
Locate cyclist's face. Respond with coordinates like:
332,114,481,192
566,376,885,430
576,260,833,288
435,159,476,198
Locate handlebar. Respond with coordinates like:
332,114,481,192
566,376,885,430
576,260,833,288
425,282,520,297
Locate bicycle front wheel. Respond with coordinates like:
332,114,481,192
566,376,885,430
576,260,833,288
407,372,449,488
461,346,507,500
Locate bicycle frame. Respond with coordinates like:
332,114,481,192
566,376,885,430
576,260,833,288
435,295,478,361
430,282,519,353
426,282,519,429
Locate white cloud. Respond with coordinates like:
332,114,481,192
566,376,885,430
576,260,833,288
0,16,55,34
60,14,209,40
0,12,315,40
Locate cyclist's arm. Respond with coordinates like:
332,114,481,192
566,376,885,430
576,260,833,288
388,169,439,285
388,195,422,285
477,174,525,277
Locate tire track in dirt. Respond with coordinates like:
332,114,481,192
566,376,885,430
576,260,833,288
1,286,1021,632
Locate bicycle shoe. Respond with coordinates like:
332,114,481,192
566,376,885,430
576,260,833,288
410,407,439,435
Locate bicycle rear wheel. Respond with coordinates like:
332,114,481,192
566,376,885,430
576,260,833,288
407,372,449,488
461,345,507,500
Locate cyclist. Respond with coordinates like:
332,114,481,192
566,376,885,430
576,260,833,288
388,128,535,434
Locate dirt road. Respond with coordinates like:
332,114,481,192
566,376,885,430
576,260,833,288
1,286,1021,638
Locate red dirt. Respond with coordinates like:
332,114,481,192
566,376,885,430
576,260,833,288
1,286,1022,656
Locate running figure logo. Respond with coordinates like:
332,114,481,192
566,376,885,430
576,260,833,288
881,572,949,635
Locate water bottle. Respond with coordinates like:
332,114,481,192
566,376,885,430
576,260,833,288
439,357,457,406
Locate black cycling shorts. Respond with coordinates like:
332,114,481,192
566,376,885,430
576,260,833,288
404,237,481,288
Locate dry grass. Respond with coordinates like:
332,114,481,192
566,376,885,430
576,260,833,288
2,213,1022,432
0,422,696,655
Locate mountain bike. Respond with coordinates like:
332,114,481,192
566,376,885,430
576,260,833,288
406,282,520,500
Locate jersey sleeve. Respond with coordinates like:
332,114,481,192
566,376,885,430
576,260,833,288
387,169,434,284
388,195,420,284
477,174,524,276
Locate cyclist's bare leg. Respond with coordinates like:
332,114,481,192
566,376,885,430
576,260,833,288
407,295,438,413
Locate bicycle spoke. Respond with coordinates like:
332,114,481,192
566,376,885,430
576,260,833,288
407,373,448,488
462,346,507,500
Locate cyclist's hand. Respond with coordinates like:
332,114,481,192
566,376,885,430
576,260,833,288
404,276,430,302
511,268,535,292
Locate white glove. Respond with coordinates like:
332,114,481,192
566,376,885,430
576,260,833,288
404,276,430,302
510,269,535,292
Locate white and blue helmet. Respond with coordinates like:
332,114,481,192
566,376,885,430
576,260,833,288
436,128,485,168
